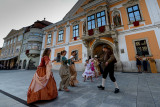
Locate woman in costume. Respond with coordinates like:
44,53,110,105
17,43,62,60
27,48,58,104
59,50,71,92
69,51,81,87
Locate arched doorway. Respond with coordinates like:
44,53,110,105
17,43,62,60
93,43,113,58
23,60,27,69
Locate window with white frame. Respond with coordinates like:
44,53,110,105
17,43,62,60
28,43,32,49
47,34,52,44
58,30,64,42
135,40,149,56
32,43,38,50
18,35,23,41
87,15,96,30
127,4,142,23
14,38,16,43
96,10,106,27
73,25,79,38
11,39,13,44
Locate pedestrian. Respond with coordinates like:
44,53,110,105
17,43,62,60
69,51,81,87
136,54,142,73
142,54,148,72
59,50,71,92
97,45,119,93
94,56,100,77
27,48,58,104
82,59,94,82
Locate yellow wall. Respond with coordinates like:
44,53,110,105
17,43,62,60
157,0,160,8
125,30,160,61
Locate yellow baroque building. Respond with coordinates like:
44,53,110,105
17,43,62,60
41,0,160,72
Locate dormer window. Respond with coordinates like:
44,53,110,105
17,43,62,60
87,15,96,30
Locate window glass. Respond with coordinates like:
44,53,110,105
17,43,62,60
127,5,142,22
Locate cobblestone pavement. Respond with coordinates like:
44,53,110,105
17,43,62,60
0,70,160,107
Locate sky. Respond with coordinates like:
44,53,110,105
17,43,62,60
0,0,78,47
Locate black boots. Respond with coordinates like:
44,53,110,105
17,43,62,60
114,88,120,93
97,85,105,90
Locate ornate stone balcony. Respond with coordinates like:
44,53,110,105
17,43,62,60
82,25,117,40
25,49,40,57
27,36,43,43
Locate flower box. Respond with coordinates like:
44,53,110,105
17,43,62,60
99,26,105,33
133,21,139,27
74,37,77,40
88,29,94,36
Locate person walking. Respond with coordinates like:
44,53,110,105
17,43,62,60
97,45,119,93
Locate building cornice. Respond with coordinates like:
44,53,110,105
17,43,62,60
118,24,160,35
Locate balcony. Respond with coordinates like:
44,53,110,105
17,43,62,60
27,36,43,42
25,49,40,57
82,25,116,41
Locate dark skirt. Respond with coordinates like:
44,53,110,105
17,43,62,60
136,58,141,65
143,61,148,71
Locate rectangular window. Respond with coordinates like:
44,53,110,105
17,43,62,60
135,40,149,56
28,43,32,49
47,34,52,44
11,39,13,44
73,25,79,38
32,43,38,50
74,50,79,60
57,53,61,62
96,10,106,27
127,5,142,23
14,38,16,43
18,35,23,41
87,15,96,30
58,30,64,42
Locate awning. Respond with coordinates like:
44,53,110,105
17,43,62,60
0,56,18,61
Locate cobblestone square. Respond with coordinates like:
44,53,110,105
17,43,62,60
0,70,160,107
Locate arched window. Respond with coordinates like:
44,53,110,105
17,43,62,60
112,11,122,27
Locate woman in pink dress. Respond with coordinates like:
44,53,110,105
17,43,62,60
27,48,58,104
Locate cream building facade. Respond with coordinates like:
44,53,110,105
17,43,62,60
41,0,160,72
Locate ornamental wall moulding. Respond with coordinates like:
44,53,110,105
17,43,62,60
112,9,123,27
123,0,139,7
71,20,80,25
58,26,65,31
86,5,107,16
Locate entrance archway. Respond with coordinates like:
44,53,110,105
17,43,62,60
93,43,112,58
90,39,117,59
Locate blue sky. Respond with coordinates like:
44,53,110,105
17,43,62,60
0,0,78,47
